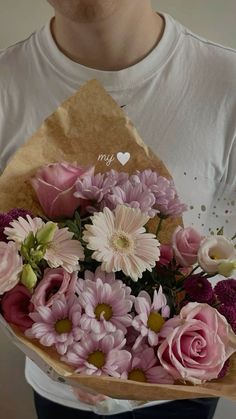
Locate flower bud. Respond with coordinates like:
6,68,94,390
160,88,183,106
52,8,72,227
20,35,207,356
36,222,57,245
21,264,37,291
218,260,236,277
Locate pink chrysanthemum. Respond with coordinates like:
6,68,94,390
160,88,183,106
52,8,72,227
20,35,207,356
133,170,187,217
25,295,83,355
83,205,160,281
4,215,44,246
44,227,84,273
103,180,157,218
75,171,116,203
62,330,131,377
132,286,170,348
124,347,174,384
79,276,133,337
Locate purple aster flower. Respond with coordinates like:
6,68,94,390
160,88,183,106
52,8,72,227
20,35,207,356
184,274,214,303
8,208,33,220
218,304,236,333
103,180,158,218
133,170,187,217
0,213,13,242
215,279,236,305
0,208,32,242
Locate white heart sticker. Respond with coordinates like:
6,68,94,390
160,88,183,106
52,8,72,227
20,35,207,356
116,152,130,166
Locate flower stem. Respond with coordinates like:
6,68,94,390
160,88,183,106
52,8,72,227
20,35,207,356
156,218,163,238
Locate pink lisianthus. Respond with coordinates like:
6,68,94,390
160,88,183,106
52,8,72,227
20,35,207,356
157,244,174,267
172,226,203,267
0,241,23,295
158,302,236,384
79,277,133,337
1,284,34,332
31,162,94,219
31,268,78,309
62,330,131,377
123,347,174,384
132,286,170,348
25,295,83,355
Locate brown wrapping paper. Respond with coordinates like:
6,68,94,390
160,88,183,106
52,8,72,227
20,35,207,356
0,79,235,401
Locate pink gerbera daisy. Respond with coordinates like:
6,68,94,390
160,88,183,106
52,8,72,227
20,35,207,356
4,215,44,246
44,227,84,273
62,330,131,377
25,294,83,355
83,205,160,281
132,286,170,348
79,276,134,336
124,347,174,384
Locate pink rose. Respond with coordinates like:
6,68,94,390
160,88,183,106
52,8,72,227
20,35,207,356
158,302,236,384
1,284,34,332
172,226,203,267
157,244,173,266
31,267,77,308
31,162,94,219
0,242,23,295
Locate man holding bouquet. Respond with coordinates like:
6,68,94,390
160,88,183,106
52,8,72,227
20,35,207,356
0,0,235,418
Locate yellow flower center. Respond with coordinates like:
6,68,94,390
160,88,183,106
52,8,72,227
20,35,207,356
128,369,147,382
110,231,134,253
55,318,72,334
209,251,222,260
147,312,165,333
94,303,113,321
87,351,106,368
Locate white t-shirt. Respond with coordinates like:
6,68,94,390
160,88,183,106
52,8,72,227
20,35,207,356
0,11,236,415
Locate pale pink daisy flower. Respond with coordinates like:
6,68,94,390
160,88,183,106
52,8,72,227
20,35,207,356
75,267,118,294
77,267,133,298
123,347,174,384
79,277,133,336
132,286,170,348
62,330,131,377
4,215,44,246
83,205,160,281
44,227,84,273
25,294,83,355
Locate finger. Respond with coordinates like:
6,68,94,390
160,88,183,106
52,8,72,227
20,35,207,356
72,387,107,405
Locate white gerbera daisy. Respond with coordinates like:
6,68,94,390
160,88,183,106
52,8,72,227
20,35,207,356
83,205,160,281
45,227,84,273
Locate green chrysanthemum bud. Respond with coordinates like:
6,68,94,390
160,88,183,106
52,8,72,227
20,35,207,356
21,264,38,291
36,222,57,245
218,260,236,277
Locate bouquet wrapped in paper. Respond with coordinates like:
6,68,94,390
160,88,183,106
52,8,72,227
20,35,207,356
0,80,236,407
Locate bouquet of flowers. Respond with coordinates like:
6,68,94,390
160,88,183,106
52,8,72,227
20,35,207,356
0,80,236,403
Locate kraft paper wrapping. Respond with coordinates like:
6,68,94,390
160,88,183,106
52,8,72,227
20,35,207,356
0,79,236,402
